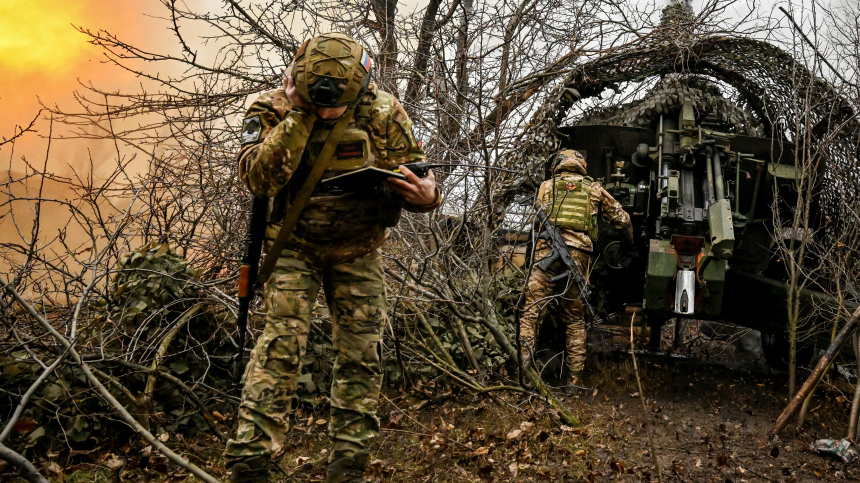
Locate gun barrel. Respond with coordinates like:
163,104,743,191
233,196,268,384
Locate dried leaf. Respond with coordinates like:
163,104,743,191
13,418,39,434
506,429,523,440
104,454,125,472
469,446,490,458
43,461,63,474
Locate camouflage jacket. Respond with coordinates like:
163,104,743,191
536,170,631,252
237,82,441,262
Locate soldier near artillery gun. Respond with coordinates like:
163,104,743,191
224,32,440,483
520,149,632,392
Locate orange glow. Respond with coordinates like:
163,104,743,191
0,0,144,161
0,0,93,74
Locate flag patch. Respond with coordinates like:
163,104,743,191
360,51,372,72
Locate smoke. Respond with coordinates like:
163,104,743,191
0,0,156,277
0,0,150,178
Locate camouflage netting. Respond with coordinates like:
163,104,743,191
496,8,860,224
2,243,241,455
578,79,762,136
99,241,201,339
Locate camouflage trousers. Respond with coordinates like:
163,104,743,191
520,246,591,373
224,247,385,463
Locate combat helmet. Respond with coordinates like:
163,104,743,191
553,149,588,175
291,32,373,108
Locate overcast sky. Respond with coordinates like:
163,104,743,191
0,0,848,178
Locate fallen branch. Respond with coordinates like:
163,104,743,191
630,313,663,483
385,269,581,427
0,442,49,483
108,359,228,442
141,303,204,429
1,280,222,483
0,347,71,444
770,306,860,436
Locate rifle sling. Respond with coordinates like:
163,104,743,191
256,109,355,284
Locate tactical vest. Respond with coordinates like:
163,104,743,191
271,92,402,243
547,176,596,238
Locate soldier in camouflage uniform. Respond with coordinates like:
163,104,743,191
224,33,441,483
520,149,631,391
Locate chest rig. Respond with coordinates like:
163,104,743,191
547,176,597,238
270,93,401,241
306,93,376,175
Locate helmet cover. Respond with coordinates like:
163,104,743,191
291,32,372,107
553,149,588,175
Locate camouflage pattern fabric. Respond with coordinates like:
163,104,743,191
227,80,440,466
237,83,440,265
520,245,591,373
237,83,436,204
225,248,385,462
520,149,631,373
535,151,630,253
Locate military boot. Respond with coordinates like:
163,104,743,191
325,451,369,483
226,455,270,483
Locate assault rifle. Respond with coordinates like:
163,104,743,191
534,208,598,324
232,196,268,384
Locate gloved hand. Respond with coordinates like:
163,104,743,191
623,225,635,245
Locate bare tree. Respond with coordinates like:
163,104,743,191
2,0,858,478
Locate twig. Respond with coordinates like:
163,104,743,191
141,303,204,424
108,359,228,443
771,306,860,435
408,391,453,412
0,442,49,483
630,313,663,483
848,330,860,440
0,346,71,443
778,7,859,89
1,280,222,483
0,109,42,148
798,312,841,429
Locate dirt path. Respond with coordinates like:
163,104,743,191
254,353,856,482
41,352,858,482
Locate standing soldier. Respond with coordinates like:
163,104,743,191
520,149,632,392
224,33,441,483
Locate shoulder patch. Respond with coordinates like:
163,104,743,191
241,115,262,145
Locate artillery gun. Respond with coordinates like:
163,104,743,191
505,2,859,359
561,83,830,351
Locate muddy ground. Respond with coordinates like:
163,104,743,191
15,342,859,483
